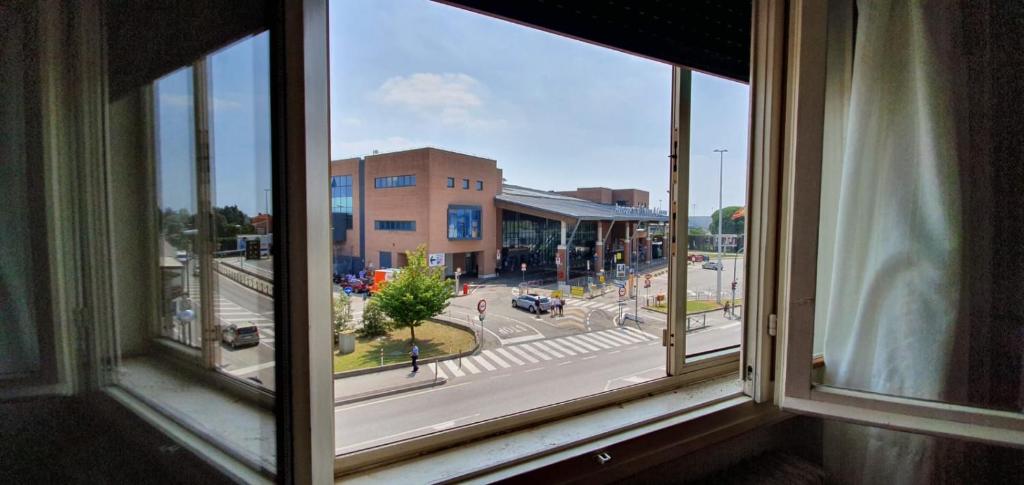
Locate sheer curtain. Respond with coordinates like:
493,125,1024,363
817,0,1024,482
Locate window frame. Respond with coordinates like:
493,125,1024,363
774,0,1024,447
476,180,483,191
462,178,469,189
374,174,416,188
447,176,455,188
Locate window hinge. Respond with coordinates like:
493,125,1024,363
662,328,671,347
768,313,777,337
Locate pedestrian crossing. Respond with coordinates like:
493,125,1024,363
431,327,658,380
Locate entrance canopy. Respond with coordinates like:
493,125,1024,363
496,185,669,223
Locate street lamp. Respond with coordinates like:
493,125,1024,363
713,148,728,303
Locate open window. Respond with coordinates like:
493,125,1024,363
776,0,1024,448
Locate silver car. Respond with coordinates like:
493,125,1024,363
512,294,552,313
702,261,724,271
221,322,260,349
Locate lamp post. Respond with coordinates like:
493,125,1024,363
713,148,727,303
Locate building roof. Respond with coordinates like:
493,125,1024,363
497,184,669,222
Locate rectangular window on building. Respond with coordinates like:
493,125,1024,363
447,205,482,240
374,174,416,188
447,177,455,188
331,175,353,238
462,178,469,189
374,220,416,231
476,180,483,191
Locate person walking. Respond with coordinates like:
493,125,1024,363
410,343,419,373
723,300,731,319
557,297,564,316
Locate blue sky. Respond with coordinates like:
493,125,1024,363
156,0,749,218
330,0,749,216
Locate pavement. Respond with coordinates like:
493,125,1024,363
335,364,448,405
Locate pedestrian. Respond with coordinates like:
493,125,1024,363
558,297,564,316
723,300,731,318
410,343,419,373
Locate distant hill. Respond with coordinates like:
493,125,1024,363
688,215,712,230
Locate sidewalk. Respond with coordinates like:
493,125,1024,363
334,361,447,406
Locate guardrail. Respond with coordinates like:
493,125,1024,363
212,260,274,297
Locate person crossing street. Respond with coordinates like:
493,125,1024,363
410,343,419,373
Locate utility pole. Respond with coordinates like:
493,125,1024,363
713,148,727,303
264,188,271,215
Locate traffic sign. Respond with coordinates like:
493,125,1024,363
477,299,487,313
644,280,651,288
521,263,527,272
618,287,626,297
343,286,352,295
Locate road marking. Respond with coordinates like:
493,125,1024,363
558,360,573,366
564,335,602,352
605,330,644,343
575,334,614,349
481,350,511,368
531,341,565,358
226,360,276,376
518,343,553,361
524,367,545,373
552,337,589,354
596,330,636,346
494,347,525,365
506,345,539,363
581,355,597,360
622,327,656,340
433,364,447,380
443,360,465,377
471,355,496,371
587,332,624,347
542,339,577,356
215,311,253,316
461,358,482,374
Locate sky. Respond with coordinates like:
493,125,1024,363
329,0,750,216
155,0,749,219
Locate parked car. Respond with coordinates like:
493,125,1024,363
512,294,552,313
221,322,260,349
175,250,189,263
344,279,368,293
702,261,724,271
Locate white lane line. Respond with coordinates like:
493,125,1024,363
461,358,481,374
553,337,589,354
596,331,636,346
227,360,276,376
575,334,614,349
588,332,626,347
558,360,573,366
443,360,465,377
581,355,598,360
507,345,540,363
531,341,565,359
471,355,496,372
564,335,602,352
495,347,525,366
524,367,545,373
433,364,448,380
542,339,577,356
518,343,553,361
604,330,644,343
481,350,511,369
622,327,655,340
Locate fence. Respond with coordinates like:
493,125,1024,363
212,259,274,297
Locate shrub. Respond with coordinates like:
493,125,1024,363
357,298,391,339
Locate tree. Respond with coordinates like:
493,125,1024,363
374,245,452,342
332,292,353,341
356,298,390,338
688,226,707,236
708,206,745,236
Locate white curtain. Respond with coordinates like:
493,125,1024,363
820,1,970,482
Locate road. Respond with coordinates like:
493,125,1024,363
334,267,743,452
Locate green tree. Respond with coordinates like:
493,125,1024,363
375,245,451,342
356,298,390,339
707,206,745,236
688,226,707,236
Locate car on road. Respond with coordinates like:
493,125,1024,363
512,294,552,313
175,250,189,263
702,261,724,271
221,322,260,349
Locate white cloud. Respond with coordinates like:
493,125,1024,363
371,73,504,129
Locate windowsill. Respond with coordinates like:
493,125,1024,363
113,356,276,478
336,374,751,483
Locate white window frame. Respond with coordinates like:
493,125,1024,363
774,0,1024,447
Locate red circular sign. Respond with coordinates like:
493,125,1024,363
477,299,487,313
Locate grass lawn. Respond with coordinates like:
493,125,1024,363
645,299,744,314
333,320,476,373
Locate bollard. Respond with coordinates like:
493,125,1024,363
434,361,439,384
380,347,384,367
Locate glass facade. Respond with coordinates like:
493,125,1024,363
374,174,416,188
447,205,482,240
374,220,416,231
499,212,596,277
331,175,353,241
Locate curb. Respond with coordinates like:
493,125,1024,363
334,377,447,406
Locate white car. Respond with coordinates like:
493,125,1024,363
702,261,723,271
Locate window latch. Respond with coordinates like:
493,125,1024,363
595,451,612,465
768,313,777,337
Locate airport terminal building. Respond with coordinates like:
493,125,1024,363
330,147,668,285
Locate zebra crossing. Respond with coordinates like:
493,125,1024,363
431,326,658,381
184,287,276,343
